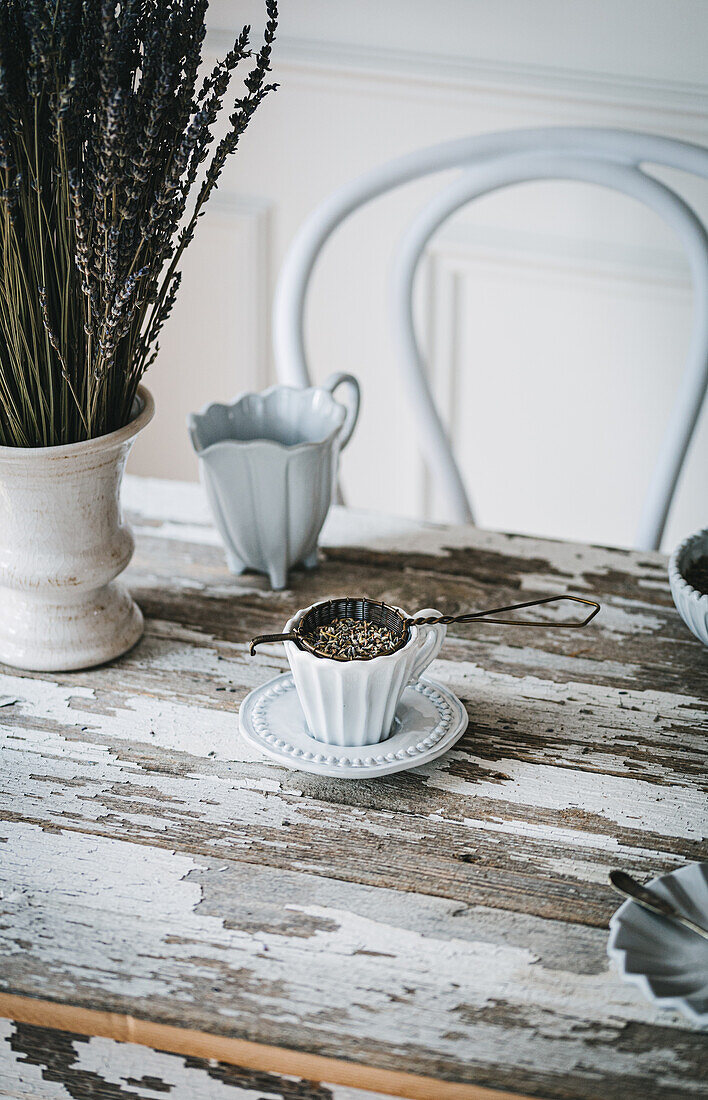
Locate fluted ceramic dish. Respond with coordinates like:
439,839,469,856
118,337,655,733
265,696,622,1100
239,671,468,778
669,527,708,647
607,862,708,1026
283,603,446,746
188,374,359,590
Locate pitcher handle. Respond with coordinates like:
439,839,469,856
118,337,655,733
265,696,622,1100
409,608,447,683
323,372,360,450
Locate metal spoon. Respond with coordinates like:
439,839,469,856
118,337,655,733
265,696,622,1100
609,870,708,941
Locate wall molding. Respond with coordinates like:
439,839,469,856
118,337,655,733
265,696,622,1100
428,225,692,294
417,226,694,520
208,30,708,134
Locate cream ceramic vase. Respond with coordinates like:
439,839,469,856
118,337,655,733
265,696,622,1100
0,386,154,672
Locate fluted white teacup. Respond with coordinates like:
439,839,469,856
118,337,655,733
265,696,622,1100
188,374,359,590
283,603,447,746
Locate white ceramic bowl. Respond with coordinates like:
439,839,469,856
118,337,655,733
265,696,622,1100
608,862,708,1026
668,527,708,647
283,603,447,747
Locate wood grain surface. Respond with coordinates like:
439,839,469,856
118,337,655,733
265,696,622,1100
0,1017,406,1100
1,477,706,1100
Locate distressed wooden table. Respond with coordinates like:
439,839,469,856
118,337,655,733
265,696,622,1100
1,476,706,1100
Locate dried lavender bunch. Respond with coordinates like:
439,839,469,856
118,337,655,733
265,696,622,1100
0,0,277,446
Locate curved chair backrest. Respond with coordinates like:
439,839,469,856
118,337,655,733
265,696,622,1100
273,128,708,550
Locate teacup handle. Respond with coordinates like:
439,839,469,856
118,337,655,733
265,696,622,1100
409,608,447,683
323,372,360,450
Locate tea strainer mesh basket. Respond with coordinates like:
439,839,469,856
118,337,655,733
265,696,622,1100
249,594,600,662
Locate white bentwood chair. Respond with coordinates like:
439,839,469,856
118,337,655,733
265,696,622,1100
273,128,708,550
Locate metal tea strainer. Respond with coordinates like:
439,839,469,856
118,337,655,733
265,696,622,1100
249,593,601,661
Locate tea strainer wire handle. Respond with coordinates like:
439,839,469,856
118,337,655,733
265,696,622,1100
249,593,600,656
249,631,300,653
406,594,600,630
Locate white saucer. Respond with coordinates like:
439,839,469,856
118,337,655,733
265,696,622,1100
239,672,468,779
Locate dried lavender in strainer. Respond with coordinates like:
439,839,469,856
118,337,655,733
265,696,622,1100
304,618,401,660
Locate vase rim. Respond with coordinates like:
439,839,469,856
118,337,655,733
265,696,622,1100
0,384,155,460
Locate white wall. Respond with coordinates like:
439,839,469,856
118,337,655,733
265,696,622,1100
129,0,708,550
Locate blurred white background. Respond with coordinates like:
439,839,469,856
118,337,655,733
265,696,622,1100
129,0,708,551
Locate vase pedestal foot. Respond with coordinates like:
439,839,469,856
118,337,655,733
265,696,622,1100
0,583,144,672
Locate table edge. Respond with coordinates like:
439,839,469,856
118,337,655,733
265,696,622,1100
0,992,536,1100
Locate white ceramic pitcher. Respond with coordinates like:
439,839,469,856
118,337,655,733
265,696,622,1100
188,374,360,590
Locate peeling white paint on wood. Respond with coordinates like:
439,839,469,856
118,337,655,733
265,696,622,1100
1,641,702,849
425,746,705,840
1,820,704,1094
1,476,706,1100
